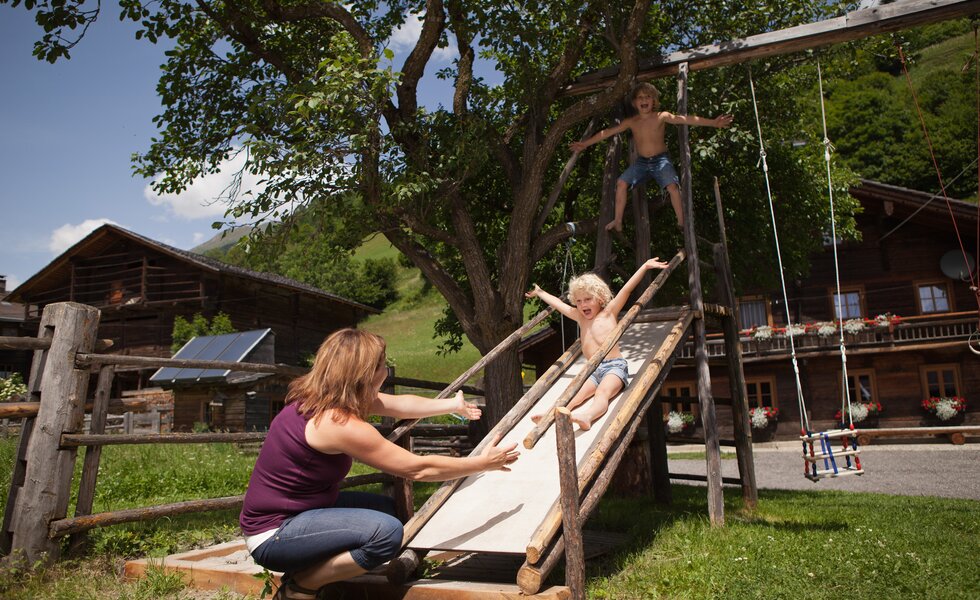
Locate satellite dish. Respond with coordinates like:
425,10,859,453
940,250,976,281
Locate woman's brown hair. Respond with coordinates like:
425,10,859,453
286,328,386,424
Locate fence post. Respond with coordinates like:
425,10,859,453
10,302,100,565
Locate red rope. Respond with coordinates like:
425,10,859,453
897,45,980,316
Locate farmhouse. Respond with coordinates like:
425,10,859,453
5,224,377,396
664,180,978,437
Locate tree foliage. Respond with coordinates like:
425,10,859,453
5,0,859,425
171,311,236,354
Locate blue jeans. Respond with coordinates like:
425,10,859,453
618,152,680,189
250,491,403,573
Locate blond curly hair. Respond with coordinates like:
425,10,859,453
568,272,613,307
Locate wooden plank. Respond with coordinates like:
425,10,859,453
61,431,269,446
554,408,585,600
75,352,304,376
563,0,980,96
68,364,116,555
11,302,100,564
678,64,725,527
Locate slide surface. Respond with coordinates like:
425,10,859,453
409,316,683,554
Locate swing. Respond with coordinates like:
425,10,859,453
748,65,863,481
559,222,579,350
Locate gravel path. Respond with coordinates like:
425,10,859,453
668,441,980,500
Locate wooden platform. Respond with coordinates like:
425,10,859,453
123,539,573,598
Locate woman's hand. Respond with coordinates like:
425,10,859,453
524,284,542,299
644,257,670,270
481,434,520,472
454,390,482,420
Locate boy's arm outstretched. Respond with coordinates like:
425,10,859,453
526,284,579,320
605,258,670,316
569,118,633,153
663,113,733,129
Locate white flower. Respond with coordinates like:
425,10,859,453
666,411,689,433
750,408,769,429
752,326,773,341
843,318,866,334
845,402,869,423
935,398,960,421
874,313,893,328
784,323,806,338
816,322,837,337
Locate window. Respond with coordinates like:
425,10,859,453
832,289,863,319
843,369,877,404
738,296,771,329
916,282,951,314
920,365,960,398
745,377,777,409
661,383,698,417
270,399,285,421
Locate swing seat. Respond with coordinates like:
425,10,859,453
800,428,863,482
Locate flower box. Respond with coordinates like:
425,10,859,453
921,397,967,424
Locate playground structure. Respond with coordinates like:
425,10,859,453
3,1,980,598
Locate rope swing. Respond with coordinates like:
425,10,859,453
748,66,863,481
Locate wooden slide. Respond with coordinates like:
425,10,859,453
406,308,692,556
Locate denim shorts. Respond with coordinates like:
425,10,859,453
250,491,403,574
618,152,680,189
589,357,629,387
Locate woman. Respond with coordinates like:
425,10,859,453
240,328,519,600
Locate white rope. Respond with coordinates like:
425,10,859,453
748,68,810,433
559,223,579,350
817,61,853,428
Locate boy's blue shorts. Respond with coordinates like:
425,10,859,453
618,152,680,189
588,357,629,387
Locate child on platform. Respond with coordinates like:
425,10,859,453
525,257,669,431
570,82,733,231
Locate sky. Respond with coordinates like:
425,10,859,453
0,7,462,293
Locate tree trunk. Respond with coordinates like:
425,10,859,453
473,347,524,442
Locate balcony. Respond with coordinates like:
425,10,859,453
677,312,977,361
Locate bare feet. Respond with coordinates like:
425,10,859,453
571,416,592,431
604,219,623,232
530,413,543,424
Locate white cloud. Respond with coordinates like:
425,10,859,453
389,13,458,63
48,219,121,254
192,232,208,245
144,151,266,221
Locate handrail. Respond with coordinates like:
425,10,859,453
522,249,686,449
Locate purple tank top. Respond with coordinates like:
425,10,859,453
240,402,353,536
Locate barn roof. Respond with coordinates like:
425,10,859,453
6,224,377,314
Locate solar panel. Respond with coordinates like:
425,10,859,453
150,328,272,384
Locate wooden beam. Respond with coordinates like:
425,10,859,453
554,408,585,600
563,0,980,96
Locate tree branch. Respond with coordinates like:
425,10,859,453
259,0,374,57
397,0,446,119
530,219,599,265
196,1,303,83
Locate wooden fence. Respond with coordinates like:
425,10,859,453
0,300,553,566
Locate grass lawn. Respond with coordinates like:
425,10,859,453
1,440,978,599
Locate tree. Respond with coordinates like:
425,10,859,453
171,311,237,354
5,0,849,431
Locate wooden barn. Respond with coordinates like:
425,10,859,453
0,276,32,382
664,180,978,438
149,329,289,432
5,224,377,395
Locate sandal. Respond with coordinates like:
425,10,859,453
274,574,319,600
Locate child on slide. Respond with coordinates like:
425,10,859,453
525,258,669,431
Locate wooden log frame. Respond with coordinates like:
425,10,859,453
0,336,113,352
75,352,306,377
561,0,980,96
10,302,100,565
524,310,695,565
677,63,725,526
68,364,116,555
0,324,52,556
385,305,556,445
522,249,687,450
387,340,585,581
712,178,758,509
47,473,392,539
517,341,684,594
554,408,585,600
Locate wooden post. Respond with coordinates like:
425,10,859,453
0,323,52,556
68,365,116,555
712,178,758,508
594,117,623,276
677,62,725,525
10,302,100,565
555,408,585,599
647,387,672,504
